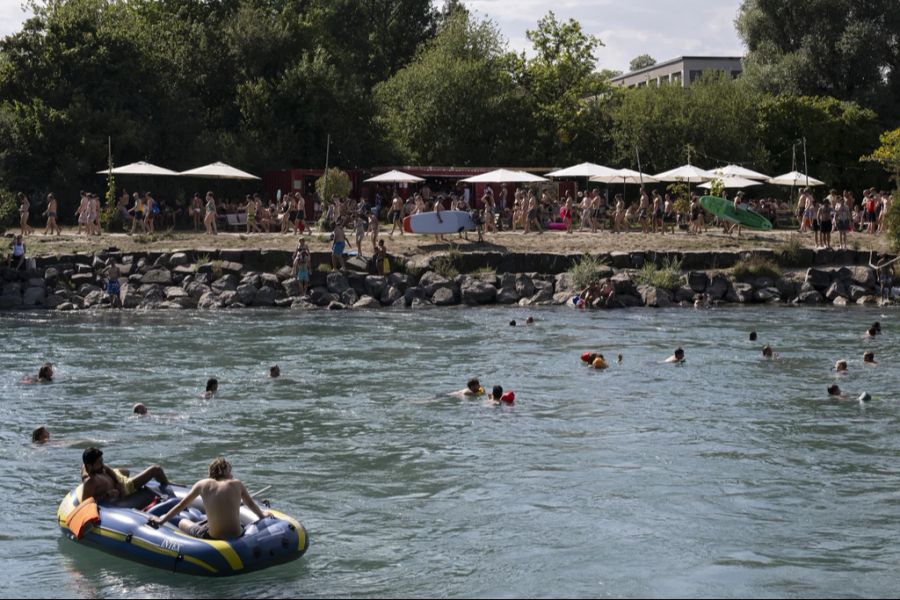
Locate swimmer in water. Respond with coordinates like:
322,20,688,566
132,403,148,416
762,345,775,359
827,384,845,398
452,378,485,397
202,378,219,399
834,359,848,373
590,354,608,369
616,354,623,364
749,331,758,341
21,362,54,384
863,351,877,364
32,426,50,444
665,347,685,364
488,385,515,406
509,320,516,327
526,316,535,324
269,365,281,378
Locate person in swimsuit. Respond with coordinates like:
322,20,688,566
374,239,388,276
9,234,26,270
80,447,170,502
331,219,347,270
452,378,485,398
817,198,833,249
665,347,685,364
638,189,650,233
149,457,270,540
204,192,218,235
18,192,33,236
21,362,53,384
863,351,877,364
292,238,311,296
833,194,850,250
191,193,203,231
202,378,219,399
43,193,61,236
388,193,404,237
32,426,51,444
269,365,281,378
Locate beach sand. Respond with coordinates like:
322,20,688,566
7,226,891,259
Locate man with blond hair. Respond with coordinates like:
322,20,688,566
149,457,270,540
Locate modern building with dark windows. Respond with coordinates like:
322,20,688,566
610,56,743,88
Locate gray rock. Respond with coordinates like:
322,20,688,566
71,273,96,287
235,283,258,305
617,294,643,308
402,286,425,305
530,280,554,303
554,272,577,293
754,287,781,302
752,276,776,289
275,266,293,281
326,271,350,294
849,266,877,289
832,296,850,307
56,302,76,311
169,252,190,267
327,301,346,310
553,291,573,305
141,285,166,304
212,274,239,292
142,268,173,285
219,261,244,274
849,285,869,301
0,293,21,309
353,295,382,309
44,293,66,309
611,273,638,297
184,281,211,300
857,295,879,305
193,271,212,286
2,282,22,296
675,286,696,303
310,287,336,307
733,282,754,303
805,268,832,290
637,285,673,308
340,288,359,306
419,271,455,297
387,273,413,291
240,273,262,288
410,297,431,309
44,267,60,282
282,279,302,297
260,273,280,289
254,286,277,306
164,286,189,300
83,290,104,307
460,279,497,305
496,287,521,304
707,274,731,300
432,287,458,306
120,284,142,309
687,271,709,293
515,274,535,298
290,298,316,310
825,280,849,301
799,290,825,304
776,277,799,299
76,263,93,274
364,275,386,298
77,283,101,297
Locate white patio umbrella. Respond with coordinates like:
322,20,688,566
179,161,260,180
460,169,548,183
546,162,619,179
653,164,714,182
767,171,825,187
364,170,425,183
699,176,763,190
590,168,659,185
709,164,769,181
96,161,179,176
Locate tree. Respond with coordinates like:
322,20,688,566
862,128,900,188
374,10,531,165
736,0,900,121
522,12,611,164
628,54,656,72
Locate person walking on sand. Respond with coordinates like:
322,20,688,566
43,193,61,236
18,193,33,236
191,193,203,231
638,188,651,233
389,193,404,237
332,219,347,270
204,191,218,235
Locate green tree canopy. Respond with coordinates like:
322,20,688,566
628,54,656,71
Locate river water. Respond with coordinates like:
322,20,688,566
2,305,899,598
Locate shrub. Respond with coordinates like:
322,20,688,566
0,188,17,232
568,254,608,289
432,247,461,279
633,256,683,289
777,233,805,265
732,255,782,282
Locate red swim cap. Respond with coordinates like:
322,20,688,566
581,352,592,363
501,391,515,404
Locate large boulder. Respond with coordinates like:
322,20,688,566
282,279,302,297
254,286,277,306
798,290,825,304
381,285,403,306
805,268,832,290
340,289,359,306
169,252,190,267
353,295,382,309
825,280,849,301
142,268,173,285
687,271,709,293
554,272,577,293
432,287,458,306
776,277,800,300
849,266,877,289
515,274,536,299
198,291,220,310
732,282,755,303
212,274,239,292
164,286,190,301
848,285,870,302
235,283,258,305
460,279,497,305
707,274,731,300
240,273,262,288
419,271,457,297
364,275,386,298
529,280,554,303
754,287,781,302
260,273,280,289
402,286,425,305
610,273,637,297
326,271,350,294
120,284,142,308
387,273,413,291
674,286,696,303
219,261,244,274
310,286,337,307
638,285,673,308
185,281,211,300
0,293,21,309
496,287,521,304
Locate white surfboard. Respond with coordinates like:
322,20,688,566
403,210,476,234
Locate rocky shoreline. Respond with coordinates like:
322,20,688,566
0,248,893,311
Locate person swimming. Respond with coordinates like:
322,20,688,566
269,365,281,378
834,359,848,373
526,316,535,324
509,320,517,327
616,354,623,364
749,331,758,341
590,354,608,369
132,403,148,416
452,378,485,397
827,384,844,398
863,351,877,364
21,362,54,384
488,385,515,406
665,348,685,364
202,377,219,399
762,345,775,359
32,426,50,444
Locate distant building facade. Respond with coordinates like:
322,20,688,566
610,56,743,89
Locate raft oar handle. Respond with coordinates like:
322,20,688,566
146,519,160,529
249,485,271,499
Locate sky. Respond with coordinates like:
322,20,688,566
0,0,746,73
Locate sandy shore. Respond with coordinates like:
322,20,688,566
6,226,892,259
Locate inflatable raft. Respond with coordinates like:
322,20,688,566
57,480,308,576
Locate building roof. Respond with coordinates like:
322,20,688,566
611,56,744,83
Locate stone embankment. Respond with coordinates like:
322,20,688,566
0,248,891,311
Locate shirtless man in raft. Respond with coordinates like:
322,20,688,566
81,447,170,502
149,457,270,540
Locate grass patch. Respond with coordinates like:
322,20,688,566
474,266,496,275
432,246,462,279
732,255,782,282
633,256,683,289
777,233,804,265
568,254,609,290
317,263,333,273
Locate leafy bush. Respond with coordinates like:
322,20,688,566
568,254,608,289
732,255,782,282
432,247,461,279
0,188,17,232
883,192,900,252
777,233,805,265
633,256,683,289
